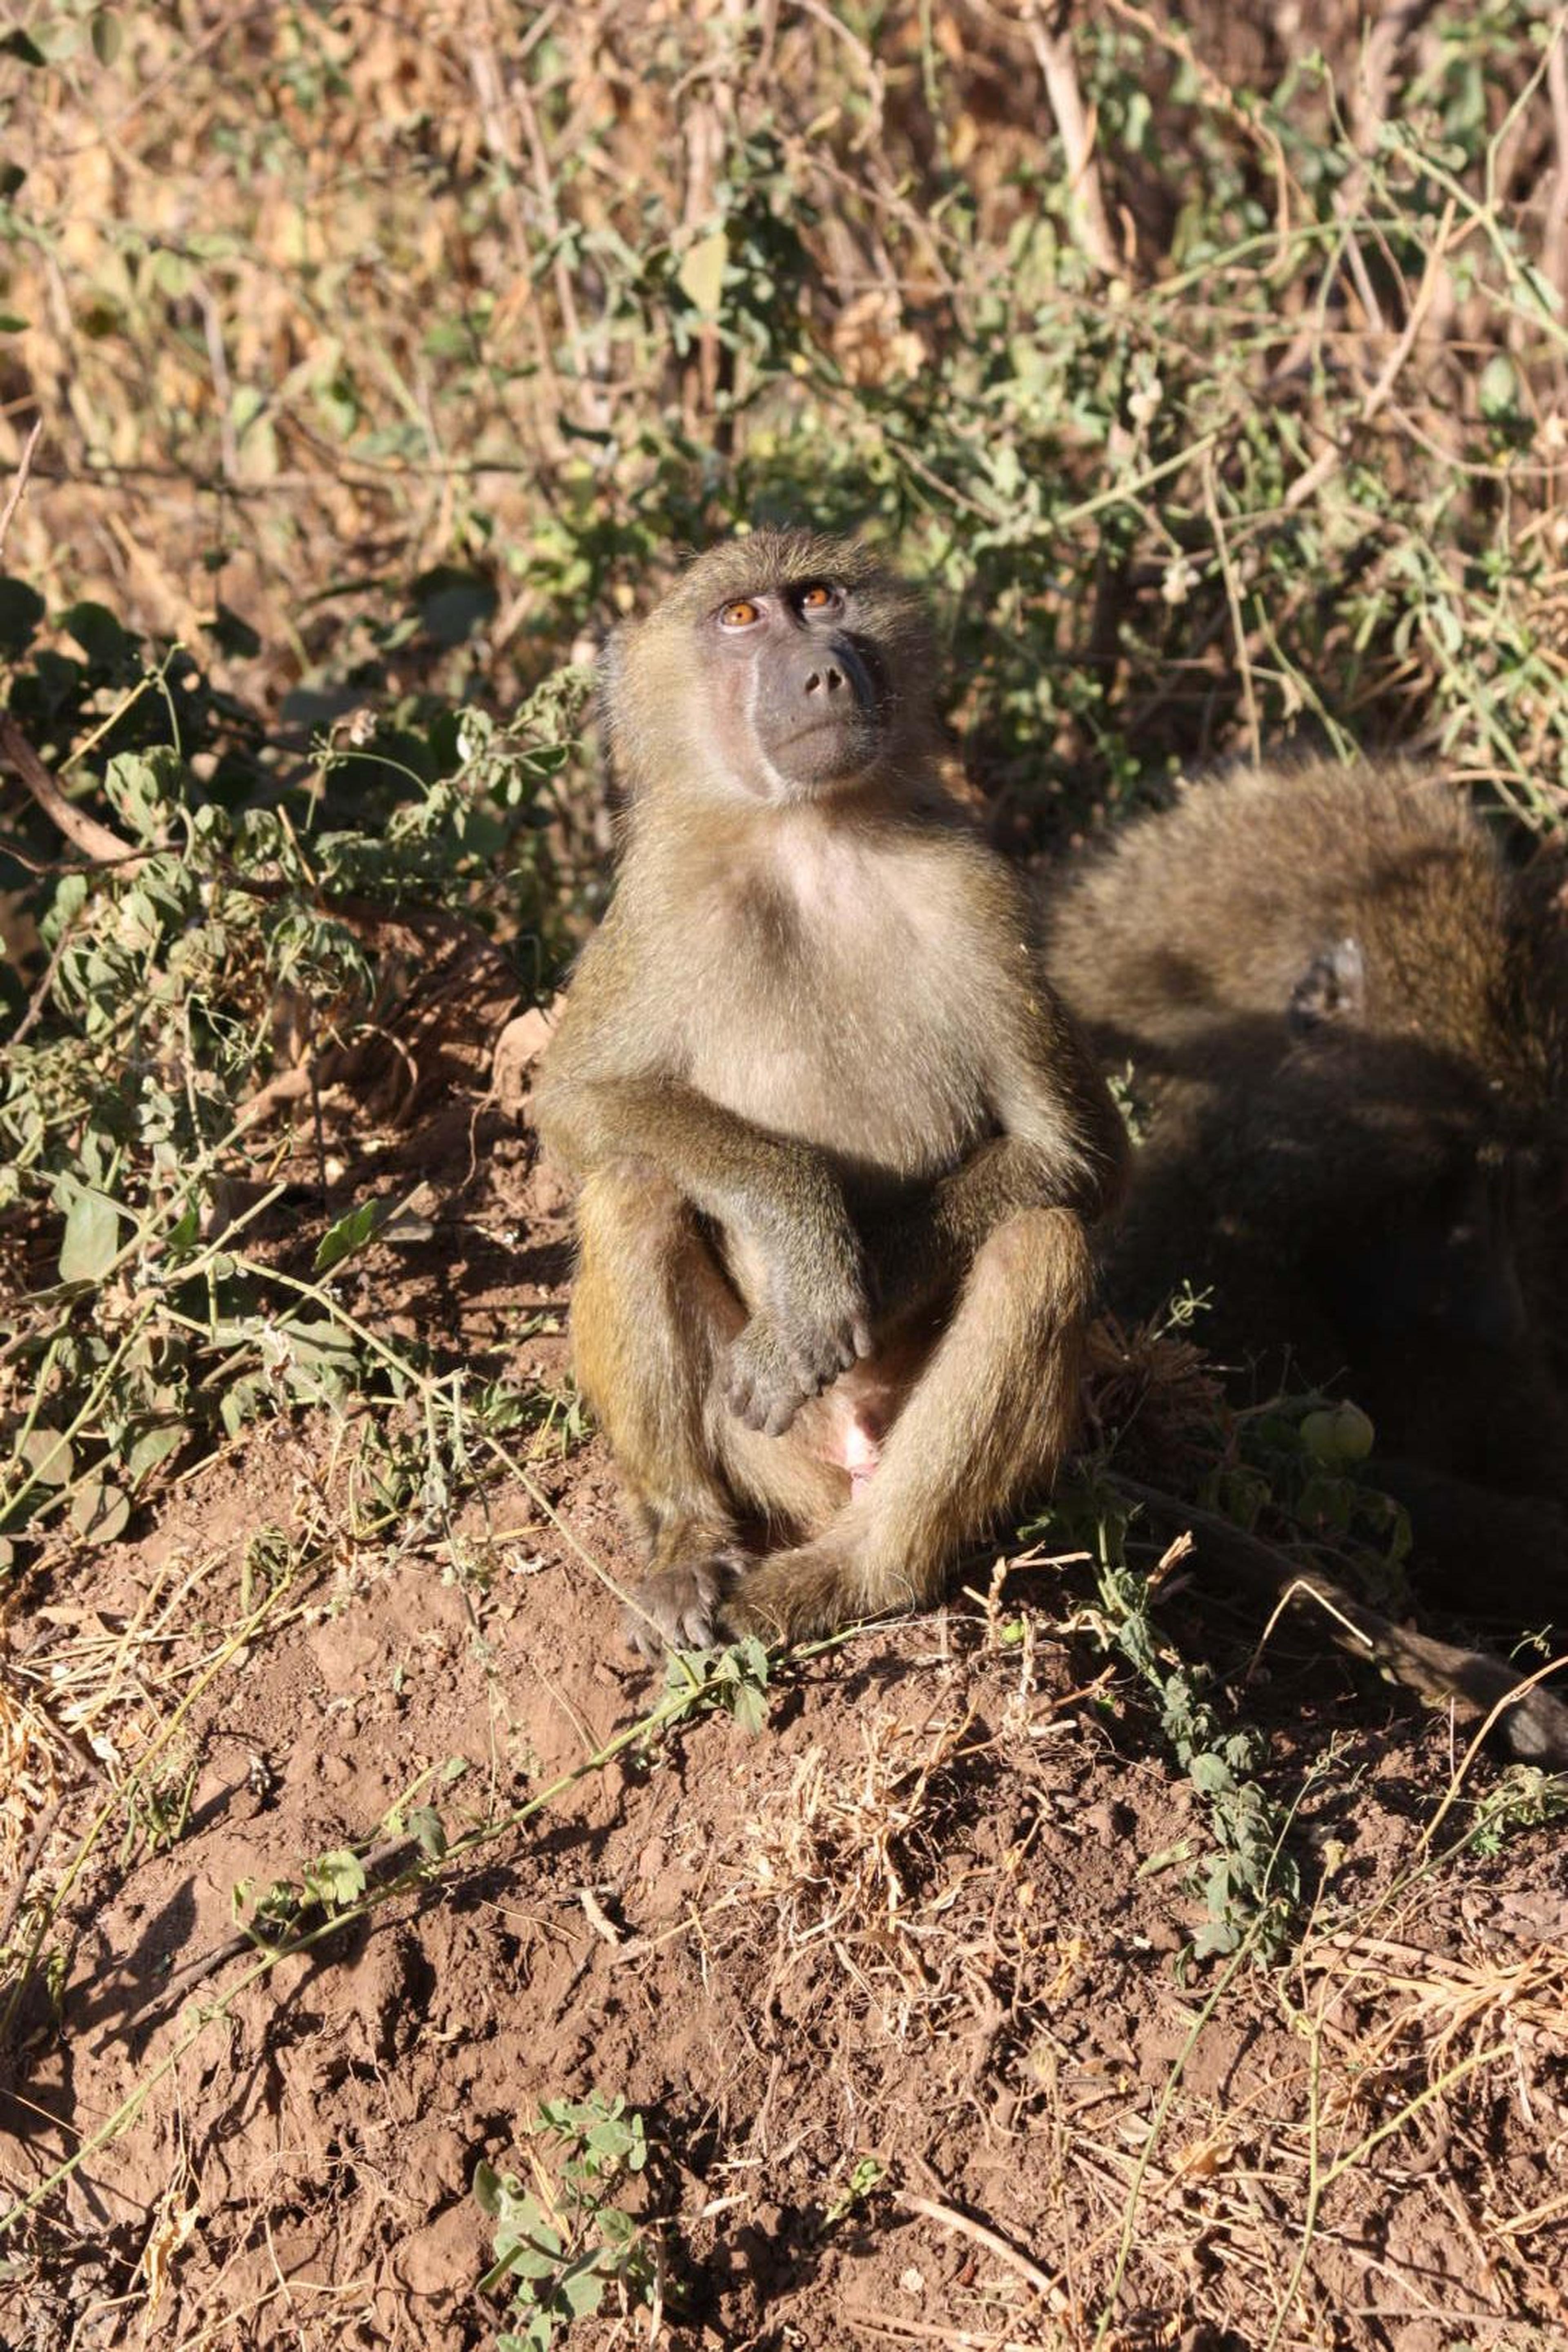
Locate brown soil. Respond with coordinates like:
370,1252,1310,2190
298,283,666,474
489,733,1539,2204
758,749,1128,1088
3,1087,1566,2352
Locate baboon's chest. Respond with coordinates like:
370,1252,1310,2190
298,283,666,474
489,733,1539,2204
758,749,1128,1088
682,843,992,1177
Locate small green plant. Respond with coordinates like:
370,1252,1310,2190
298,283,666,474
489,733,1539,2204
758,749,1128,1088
231,1844,368,1947
1466,1764,1568,1857
474,2094,657,2350
820,2154,886,2230
1197,1392,1414,1625
1045,1474,1299,1960
664,1631,772,1732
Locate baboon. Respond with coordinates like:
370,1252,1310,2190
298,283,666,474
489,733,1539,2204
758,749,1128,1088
1047,755,1568,1739
534,530,1127,1652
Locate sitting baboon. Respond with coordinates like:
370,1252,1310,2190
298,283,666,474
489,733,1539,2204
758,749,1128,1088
534,530,1128,1652
1047,755,1568,1647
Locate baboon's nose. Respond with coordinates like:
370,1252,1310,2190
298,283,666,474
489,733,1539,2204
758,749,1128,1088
804,663,844,695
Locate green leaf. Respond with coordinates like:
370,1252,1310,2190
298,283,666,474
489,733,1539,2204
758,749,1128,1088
0,575,45,654
560,2261,608,2317
304,1848,368,1909
60,599,133,668
90,9,122,65
219,1379,265,1439
412,565,497,647
59,1186,120,1284
150,248,194,299
104,749,178,840
728,1679,768,1733
1477,353,1520,422
314,1196,382,1274
18,1427,74,1488
69,1477,131,1545
271,1317,360,1397
407,1805,446,1860
127,1424,183,1486
165,1202,200,1257
207,600,261,659
0,30,46,65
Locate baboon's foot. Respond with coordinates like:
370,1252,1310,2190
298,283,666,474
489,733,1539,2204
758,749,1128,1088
622,1553,735,1659
724,1529,920,1647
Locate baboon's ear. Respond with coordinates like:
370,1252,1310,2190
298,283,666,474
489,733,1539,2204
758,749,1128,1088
1288,936,1366,1033
595,626,628,797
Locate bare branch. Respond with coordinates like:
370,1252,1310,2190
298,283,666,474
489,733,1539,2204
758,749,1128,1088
0,417,43,564
1028,8,1120,276
1116,1474,1568,1765
0,713,145,874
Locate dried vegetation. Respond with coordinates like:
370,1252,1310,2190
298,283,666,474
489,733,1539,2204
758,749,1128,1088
1,4,1568,2348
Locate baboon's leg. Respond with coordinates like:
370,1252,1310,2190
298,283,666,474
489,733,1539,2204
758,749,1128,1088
572,1163,747,1652
724,1206,1093,1643
572,1163,846,1653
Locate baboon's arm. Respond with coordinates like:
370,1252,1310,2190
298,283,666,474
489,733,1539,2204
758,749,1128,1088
535,947,872,1437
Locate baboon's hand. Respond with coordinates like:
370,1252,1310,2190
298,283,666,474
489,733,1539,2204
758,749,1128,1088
726,1199,872,1434
724,1283,872,1437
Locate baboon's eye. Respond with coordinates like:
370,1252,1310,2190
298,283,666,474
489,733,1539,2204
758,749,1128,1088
719,598,762,630
799,582,838,611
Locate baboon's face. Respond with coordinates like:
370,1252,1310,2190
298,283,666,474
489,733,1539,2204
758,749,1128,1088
602,529,938,806
703,569,888,800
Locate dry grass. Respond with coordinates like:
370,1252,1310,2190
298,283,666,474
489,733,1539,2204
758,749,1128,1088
4,5,1568,2347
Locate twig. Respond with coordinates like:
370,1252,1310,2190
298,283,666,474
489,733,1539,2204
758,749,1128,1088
113,1832,421,2032
1201,448,1259,761
9,914,79,1047
0,417,42,561
194,281,238,480
511,54,606,433
1280,199,1457,516
843,2316,1017,2349
0,1795,65,1949
896,2191,1065,2309
0,714,145,873
1548,25,1568,297
1027,7,1120,276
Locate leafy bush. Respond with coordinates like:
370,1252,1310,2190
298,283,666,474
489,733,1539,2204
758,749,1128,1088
0,585,584,1564
474,2095,657,2348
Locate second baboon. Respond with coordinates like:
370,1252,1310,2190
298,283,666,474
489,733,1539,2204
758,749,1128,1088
534,529,1127,1653
1047,755,1568,1642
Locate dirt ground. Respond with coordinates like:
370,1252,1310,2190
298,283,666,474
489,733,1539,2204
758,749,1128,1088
2,1073,1567,2352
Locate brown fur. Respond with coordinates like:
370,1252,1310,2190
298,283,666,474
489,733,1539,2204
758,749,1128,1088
1046,755,1568,1754
534,530,1126,1650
